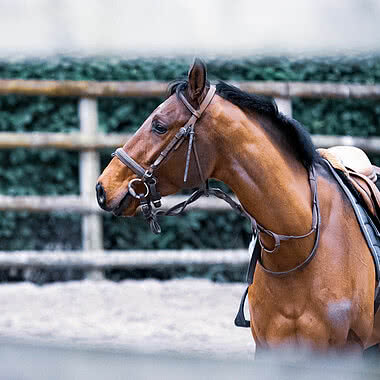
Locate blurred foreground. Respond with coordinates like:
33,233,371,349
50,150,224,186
0,279,254,359
0,279,379,380
1,337,379,380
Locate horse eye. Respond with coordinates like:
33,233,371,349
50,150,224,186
152,122,168,135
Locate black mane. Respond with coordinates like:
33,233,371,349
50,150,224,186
168,80,320,170
167,79,189,99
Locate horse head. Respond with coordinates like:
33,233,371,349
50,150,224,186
96,58,220,218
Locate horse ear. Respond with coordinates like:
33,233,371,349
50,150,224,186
188,58,207,102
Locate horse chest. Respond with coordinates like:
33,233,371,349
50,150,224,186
248,279,355,348
250,287,307,320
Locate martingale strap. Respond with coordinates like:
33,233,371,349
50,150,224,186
235,165,322,328
250,166,320,255
254,165,321,276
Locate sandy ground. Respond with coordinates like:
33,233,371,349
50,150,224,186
0,279,255,360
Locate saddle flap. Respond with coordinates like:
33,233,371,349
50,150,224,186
318,147,380,226
348,171,380,222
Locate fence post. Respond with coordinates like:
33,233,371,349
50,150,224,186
79,98,104,279
274,97,292,117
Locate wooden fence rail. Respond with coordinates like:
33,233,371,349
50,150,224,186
0,132,379,153
0,250,249,269
0,194,238,213
1,79,380,99
0,79,379,270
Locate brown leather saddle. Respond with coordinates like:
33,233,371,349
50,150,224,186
318,146,380,227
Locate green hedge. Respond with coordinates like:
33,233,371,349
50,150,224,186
0,56,379,253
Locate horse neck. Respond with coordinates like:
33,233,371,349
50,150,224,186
211,109,315,257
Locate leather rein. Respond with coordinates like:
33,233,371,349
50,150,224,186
112,85,321,277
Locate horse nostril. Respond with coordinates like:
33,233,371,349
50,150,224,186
96,183,107,208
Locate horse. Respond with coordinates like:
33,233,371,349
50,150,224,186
96,58,380,353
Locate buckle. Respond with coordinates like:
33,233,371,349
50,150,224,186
128,178,150,199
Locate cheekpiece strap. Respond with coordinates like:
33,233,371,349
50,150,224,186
179,85,216,119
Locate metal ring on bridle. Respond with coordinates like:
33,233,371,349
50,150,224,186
128,178,150,199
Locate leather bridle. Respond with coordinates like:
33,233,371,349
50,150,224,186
112,85,219,233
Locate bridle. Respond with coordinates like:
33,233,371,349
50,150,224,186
111,84,321,279
111,85,237,234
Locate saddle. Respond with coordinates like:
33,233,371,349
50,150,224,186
318,146,380,227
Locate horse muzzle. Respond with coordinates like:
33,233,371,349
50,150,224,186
111,192,135,216
96,183,112,211
96,182,136,216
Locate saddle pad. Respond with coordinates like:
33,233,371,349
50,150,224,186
235,161,380,328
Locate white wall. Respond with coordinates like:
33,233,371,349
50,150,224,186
0,0,379,57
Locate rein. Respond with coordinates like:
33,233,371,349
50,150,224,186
112,84,321,279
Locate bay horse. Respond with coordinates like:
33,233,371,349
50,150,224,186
96,58,380,353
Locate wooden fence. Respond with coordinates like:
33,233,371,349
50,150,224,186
0,79,379,271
